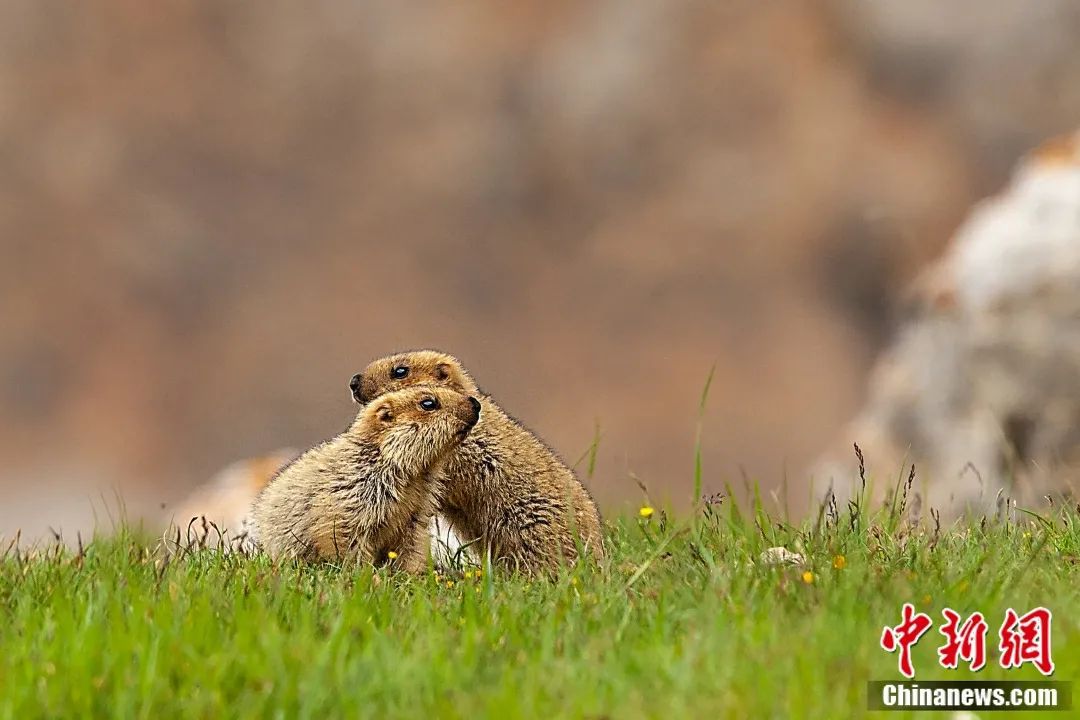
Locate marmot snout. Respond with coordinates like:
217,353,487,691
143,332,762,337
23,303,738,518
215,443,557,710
250,385,480,570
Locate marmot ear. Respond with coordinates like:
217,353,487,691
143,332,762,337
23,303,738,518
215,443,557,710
435,363,451,381
376,405,393,423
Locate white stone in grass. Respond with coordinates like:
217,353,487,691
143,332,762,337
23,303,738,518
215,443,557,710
759,546,805,566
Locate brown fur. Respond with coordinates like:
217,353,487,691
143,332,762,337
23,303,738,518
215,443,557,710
250,385,480,571
351,350,605,575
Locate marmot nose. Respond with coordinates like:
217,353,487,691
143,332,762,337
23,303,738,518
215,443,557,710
468,396,481,415
349,373,363,401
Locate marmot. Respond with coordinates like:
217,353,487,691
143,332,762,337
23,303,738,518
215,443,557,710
350,350,605,575
249,385,481,571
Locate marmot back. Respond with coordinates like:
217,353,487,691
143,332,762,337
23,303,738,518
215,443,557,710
251,385,480,570
351,350,604,574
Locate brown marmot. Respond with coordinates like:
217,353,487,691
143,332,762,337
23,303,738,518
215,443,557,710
350,350,605,575
249,385,481,571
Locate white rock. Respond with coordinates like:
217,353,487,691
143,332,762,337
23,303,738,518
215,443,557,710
817,130,1080,516
759,546,805,566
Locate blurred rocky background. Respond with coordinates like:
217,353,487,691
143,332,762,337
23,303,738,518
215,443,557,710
3,0,1080,538
817,130,1080,515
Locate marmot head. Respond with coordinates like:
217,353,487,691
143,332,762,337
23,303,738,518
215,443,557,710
352,385,481,474
350,350,479,405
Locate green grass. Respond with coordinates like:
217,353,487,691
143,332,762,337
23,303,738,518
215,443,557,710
1,486,1078,719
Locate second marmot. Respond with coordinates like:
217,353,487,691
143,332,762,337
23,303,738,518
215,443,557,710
350,350,605,574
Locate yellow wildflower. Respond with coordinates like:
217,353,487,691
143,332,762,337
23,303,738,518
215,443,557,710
387,551,398,560
832,555,846,570
639,506,655,519
802,571,814,584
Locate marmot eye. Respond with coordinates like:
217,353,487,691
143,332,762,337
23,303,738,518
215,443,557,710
391,366,409,379
419,397,440,411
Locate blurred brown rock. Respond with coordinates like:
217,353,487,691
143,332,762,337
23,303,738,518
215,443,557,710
165,448,296,542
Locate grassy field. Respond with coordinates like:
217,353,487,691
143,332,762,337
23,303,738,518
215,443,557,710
1,470,1078,720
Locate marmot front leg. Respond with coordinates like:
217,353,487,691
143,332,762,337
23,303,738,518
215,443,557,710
387,514,436,574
